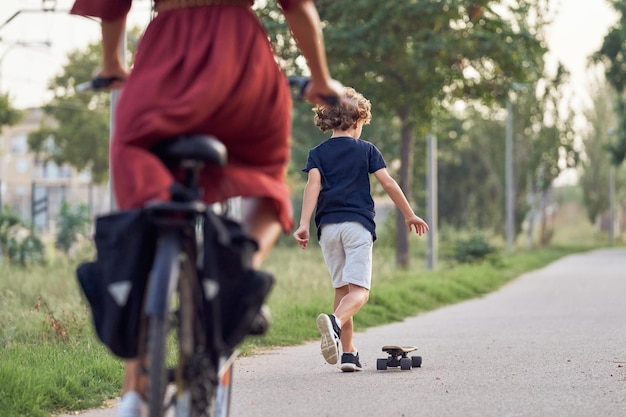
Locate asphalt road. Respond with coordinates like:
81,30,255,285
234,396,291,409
57,248,626,417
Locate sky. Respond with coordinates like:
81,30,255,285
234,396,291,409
0,0,619,110
0,0,153,108
544,0,619,111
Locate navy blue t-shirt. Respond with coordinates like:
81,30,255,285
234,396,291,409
303,136,387,241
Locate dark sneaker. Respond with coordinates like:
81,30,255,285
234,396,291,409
220,270,274,349
316,314,341,364
340,353,362,372
248,305,271,336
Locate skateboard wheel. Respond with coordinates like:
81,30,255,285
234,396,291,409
400,357,411,370
376,358,388,370
411,356,422,368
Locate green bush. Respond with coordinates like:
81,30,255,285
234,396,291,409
454,233,499,264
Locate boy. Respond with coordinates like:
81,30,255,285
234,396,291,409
293,87,429,372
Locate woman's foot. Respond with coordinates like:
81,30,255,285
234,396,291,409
117,391,146,417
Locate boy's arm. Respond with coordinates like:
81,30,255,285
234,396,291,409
293,168,322,249
373,167,429,236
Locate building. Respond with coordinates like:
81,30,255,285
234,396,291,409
0,108,109,232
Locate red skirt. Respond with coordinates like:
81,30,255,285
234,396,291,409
110,5,293,232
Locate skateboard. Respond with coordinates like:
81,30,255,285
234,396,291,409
377,345,422,371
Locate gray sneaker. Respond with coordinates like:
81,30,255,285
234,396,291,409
340,352,362,372
316,314,341,364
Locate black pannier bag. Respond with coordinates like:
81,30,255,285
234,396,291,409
76,209,157,359
202,211,274,350
77,206,273,358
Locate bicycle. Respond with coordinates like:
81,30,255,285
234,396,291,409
78,75,335,417
142,134,271,417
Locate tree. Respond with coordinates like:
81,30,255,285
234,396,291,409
27,42,110,183
433,62,577,247
28,28,142,184
262,0,549,265
593,0,626,165
579,78,620,227
0,92,22,127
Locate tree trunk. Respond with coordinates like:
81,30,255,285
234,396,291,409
395,115,414,268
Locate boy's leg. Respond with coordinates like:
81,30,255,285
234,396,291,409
333,284,369,353
317,223,371,366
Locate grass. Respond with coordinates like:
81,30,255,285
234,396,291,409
1,340,122,416
0,195,617,416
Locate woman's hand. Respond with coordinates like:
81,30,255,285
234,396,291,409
95,65,128,90
304,77,345,106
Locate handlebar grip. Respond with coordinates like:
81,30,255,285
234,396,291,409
288,76,310,101
288,76,339,106
320,94,339,106
76,76,122,92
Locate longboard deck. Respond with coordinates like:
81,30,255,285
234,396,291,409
382,345,417,354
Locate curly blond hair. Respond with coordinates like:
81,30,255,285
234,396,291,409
313,87,372,132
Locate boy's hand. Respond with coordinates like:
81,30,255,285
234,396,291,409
293,225,310,249
406,215,429,236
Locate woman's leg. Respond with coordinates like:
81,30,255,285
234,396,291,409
118,360,146,416
241,197,282,269
121,360,144,394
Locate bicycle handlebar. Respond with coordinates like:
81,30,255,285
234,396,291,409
75,76,123,92
77,75,339,106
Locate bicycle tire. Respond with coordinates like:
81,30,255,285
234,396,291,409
178,238,217,417
146,230,182,417
147,315,170,417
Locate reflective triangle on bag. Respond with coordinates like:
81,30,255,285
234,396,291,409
108,281,132,306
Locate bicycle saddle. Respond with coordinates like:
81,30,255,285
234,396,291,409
152,135,227,167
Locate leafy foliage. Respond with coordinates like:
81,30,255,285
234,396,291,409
0,206,46,267
55,202,91,254
578,79,625,225
308,0,550,123
593,0,626,165
27,42,110,183
0,92,22,127
28,28,142,184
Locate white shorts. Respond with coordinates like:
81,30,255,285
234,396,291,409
319,222,373,290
